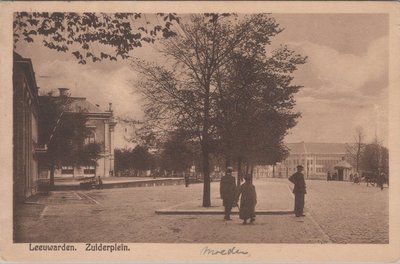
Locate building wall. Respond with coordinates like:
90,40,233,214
276,153,346,179
13,62,40,202
259,151,350,180
54,116,116,178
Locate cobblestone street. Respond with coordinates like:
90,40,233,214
15,179,388,243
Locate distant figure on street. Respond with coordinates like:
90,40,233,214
349,173,354,182
353,172,360,184
289,165,307,217
327,171,331,181
332,172,338,181
220,166,237,221
236,174,257,225
97,176,103,189
184,173,190,187
378,172,385,190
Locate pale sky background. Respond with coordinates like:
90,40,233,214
15,13,389,148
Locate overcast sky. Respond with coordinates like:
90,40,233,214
15,13,389,148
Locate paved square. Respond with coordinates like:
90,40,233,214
14,179,388,243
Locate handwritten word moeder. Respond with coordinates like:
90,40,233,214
200,246,249,256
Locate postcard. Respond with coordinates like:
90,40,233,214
0,1,399,262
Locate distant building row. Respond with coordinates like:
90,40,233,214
254,142,353,180
13,53,116,202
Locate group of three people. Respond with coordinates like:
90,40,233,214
220,165,307,224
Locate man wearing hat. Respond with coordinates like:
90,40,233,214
289,165,307,217
220,166,237,220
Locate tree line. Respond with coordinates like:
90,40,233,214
346,127,388,176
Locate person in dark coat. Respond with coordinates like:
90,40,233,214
97,176,103,189
377,172,385,190
236,174,257,224
220,167,237,220
289,165,307,217
184,173,190,187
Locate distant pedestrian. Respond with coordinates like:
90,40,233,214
236,174,257,224
220,166,237,221
184,173,190,187
349,173,354,182
97,176,103,189
327,171,331,181
378,172,385,190
289,165,307,217
353,172,360,184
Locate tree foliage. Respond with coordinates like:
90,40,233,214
38,92,102,186
360,142,389,175
215,46,305,168
14,12,179,64
114,146,155,176
159,131,194,173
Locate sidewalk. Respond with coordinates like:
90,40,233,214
156,180,294,215
54,176,185,190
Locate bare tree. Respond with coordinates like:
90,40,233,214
346,126,365,173
133,14,304,207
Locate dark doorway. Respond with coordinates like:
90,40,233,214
338,169,344,181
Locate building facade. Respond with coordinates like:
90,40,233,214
255,142,353,180
13,53,44,202
51,89,117,178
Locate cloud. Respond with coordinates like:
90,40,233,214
35,59,143,119
34,59,146,148
286,93,388,146
291,36,388,102
285,37,388,145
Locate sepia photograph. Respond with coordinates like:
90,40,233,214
1,1,399,262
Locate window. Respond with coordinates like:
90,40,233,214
84,166,96,175
61,166,74,174
85,133,96,144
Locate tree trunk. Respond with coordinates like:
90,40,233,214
272,164,275,178
237,157,242,187
49,163,55,190
225,157,231,168
202,144,211,207
202,81,211,207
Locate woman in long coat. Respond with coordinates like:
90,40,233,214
236,174,257,224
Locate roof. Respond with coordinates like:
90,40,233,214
66,97,107,114
286,142,347,155
334,160,352,169
39,95,112,117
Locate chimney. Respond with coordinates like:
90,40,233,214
58,88,70,97
109,102,113,112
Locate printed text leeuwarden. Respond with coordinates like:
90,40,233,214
29,243,77,251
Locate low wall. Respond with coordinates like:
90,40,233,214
54,178,185,191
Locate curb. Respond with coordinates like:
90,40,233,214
54,178,185,191
155,210,293,215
